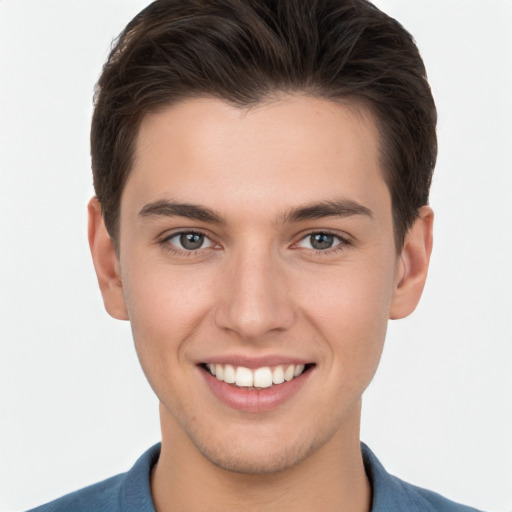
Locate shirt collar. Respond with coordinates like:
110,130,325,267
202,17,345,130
122,442,436,512
362,442,436,512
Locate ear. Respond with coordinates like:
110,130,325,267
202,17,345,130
88,197,128,320
389,206,434,320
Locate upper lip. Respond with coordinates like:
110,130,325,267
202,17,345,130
197,354,312,369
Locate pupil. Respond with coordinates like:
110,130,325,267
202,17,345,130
311,233,334,250
180,233,204,250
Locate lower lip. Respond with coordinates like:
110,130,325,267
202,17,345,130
201,367,312,413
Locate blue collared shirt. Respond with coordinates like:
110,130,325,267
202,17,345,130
27,443,483,511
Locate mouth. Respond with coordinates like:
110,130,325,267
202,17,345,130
200,362,314,389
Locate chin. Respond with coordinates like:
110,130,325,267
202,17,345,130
199,441,318,475
185,422,328,475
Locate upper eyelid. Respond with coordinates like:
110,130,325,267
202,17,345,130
157,228,352,248
159,227,214,241
296,233,345,247
294,229,351,244
159,229,217,251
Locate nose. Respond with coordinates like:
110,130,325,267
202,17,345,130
214,246,296,341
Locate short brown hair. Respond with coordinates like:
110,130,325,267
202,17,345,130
91,0,437,248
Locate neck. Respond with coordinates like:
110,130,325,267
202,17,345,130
151,401,371,512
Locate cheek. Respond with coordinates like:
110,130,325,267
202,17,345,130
120,258,215,359
120,260,219,411
302,256,395,323
297,257,396,372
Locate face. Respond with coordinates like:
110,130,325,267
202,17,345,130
97,96,422,474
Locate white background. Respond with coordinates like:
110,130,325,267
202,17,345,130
1,1,511,511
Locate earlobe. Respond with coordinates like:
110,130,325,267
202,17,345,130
88,197,129,320
389,206,434,320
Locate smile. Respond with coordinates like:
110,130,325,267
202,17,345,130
204,363,307,388
199,360,314,412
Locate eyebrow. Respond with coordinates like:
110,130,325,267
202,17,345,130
138,198,373,225
138,200,224,224
281,199,373,223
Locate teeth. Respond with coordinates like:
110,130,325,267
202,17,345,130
235,367,253,387
272,366,285,384
206,363,307,388
253,367,273,388
284,365,295,382
224,364,235,384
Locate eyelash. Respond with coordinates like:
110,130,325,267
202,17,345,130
159,230,351,257
160,230,216,256
296,231,351,256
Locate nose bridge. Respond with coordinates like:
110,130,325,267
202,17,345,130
215,242,294,339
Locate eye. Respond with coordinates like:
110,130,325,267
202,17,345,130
297,232,345,251
164,231,214,251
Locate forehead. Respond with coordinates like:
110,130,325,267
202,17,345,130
124,95,390,223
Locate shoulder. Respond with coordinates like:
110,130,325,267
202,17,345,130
361,443,484,512
25,474,125,512
391,475,484,512
25,444,160,512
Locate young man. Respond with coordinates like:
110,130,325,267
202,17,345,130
28,0,482,510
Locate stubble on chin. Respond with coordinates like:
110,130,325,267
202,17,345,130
182,418,330,476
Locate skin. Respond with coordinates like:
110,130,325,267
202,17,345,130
89,95,433,512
